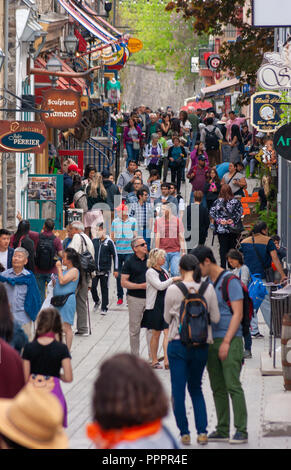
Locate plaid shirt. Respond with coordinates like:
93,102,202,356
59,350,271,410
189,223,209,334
129,202,153,238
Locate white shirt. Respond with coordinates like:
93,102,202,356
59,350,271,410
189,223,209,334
69,232,95,258
0,250,8,270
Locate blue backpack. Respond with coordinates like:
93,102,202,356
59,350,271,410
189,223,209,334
248,274,268,311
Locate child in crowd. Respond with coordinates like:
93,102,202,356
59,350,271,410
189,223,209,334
147,169,162,204
22,307,73,427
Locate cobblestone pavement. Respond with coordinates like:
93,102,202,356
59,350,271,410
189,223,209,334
64,164,291,450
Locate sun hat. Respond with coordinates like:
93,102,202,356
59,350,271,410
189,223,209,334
0,384,68,449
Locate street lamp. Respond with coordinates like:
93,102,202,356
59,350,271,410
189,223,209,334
0,48,6,72
64,33,78,56
46,56,62,87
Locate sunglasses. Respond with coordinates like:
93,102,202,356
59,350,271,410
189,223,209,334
135,242,147,248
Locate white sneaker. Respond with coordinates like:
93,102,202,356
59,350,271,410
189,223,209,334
101,309,108,315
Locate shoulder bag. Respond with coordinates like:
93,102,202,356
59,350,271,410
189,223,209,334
79,234,96,273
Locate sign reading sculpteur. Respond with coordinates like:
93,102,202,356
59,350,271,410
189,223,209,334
0,120,47,153
251,92,282,132
41,89,82,129
274,123,291,161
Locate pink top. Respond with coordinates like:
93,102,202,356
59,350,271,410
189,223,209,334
190,149,209,168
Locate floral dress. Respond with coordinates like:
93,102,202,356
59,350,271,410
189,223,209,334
209,197,243,234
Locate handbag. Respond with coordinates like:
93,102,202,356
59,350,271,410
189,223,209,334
51,292,74,307
133,140,140,150
79,234,96,273
223,202,244,234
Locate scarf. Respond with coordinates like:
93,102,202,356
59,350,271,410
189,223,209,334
86,419,162,449
0,272,41,321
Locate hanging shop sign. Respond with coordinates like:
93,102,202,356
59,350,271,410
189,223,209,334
41,89,82,129
127,38,143,53
190,57,199,73
257,46,291,90
251,92,282,132
207,54,221,72
0,120,47,153
273,123,291,161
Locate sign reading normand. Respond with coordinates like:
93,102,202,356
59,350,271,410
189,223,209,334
41,89,82,129
0,120,47,153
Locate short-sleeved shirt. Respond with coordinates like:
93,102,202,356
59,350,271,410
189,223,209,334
155,216,183,253
240,234,276,278
111,217,137,254
1,268,30,325
212,271,243,338
22,340,71,378
34,231,63,274
121,253,147,298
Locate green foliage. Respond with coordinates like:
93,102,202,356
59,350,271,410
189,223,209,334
258,209,278,236
165,0,274,104
118,0,208,81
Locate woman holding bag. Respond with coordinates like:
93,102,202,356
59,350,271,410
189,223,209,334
52,248,82,351
123,117,143,167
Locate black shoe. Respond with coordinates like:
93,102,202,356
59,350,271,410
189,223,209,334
75,331,89,337
208,431,229,442
251,332,264,339
229,431,248,444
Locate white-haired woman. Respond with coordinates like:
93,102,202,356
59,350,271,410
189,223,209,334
141,248,180,369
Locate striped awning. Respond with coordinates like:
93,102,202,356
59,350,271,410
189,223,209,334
58,0,121,44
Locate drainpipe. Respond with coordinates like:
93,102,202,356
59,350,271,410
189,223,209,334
2,0,9,228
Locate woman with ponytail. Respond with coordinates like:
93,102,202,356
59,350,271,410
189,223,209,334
164,254,220,447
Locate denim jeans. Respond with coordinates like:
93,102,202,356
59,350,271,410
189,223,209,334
116,253,131,299
190,131,198,152
126,143,139,167
168,340,209,436
36,273,52,305
163,252,180,277
243,157,256,174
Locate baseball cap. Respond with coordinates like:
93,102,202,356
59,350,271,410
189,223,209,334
68,164,79,173
198,155,206,161
101,169,110,178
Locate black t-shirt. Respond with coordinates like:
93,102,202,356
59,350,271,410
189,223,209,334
121,254,147,298
22,340,71,378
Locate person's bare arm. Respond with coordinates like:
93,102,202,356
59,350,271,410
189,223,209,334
23,360,31,383
56,262,78,285
219,299,243,361
60,358,73,383
121,273,146,290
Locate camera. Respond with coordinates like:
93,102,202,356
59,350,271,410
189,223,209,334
104,1,112,14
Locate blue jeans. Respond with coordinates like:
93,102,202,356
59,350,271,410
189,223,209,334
116,253,131,299
163,252,180,277
243,157,256,174
168,340,209,436
36,273,52,305
190,131,198,152
126,143,139,167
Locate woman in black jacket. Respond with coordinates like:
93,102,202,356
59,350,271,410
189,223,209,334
168,137,187,193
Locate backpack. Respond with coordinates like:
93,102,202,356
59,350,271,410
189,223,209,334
205,127,219,151
248,274,268,311
215,271,254,336
176,281,210,347
73,190,88,212
35,234,56,271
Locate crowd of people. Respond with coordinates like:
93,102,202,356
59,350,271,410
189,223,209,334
0,102,288,450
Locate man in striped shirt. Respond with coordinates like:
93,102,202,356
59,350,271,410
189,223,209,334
129,189,153,251
111,203,137,305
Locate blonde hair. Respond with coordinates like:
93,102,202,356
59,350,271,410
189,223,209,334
147,248,166,268
88,172,107,200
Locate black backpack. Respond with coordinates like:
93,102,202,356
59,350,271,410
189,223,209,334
205,127,219,151
35,234,56,271
214,271,254,337
177,281,210,347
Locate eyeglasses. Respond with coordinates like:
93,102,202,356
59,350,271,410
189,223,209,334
135,242,147,248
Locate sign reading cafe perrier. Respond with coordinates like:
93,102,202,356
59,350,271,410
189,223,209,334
251,92,281,133
0,120,47,153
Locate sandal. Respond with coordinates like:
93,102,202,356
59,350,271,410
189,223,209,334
151,362,163,369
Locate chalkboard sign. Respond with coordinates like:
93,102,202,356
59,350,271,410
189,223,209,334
221,142,231,162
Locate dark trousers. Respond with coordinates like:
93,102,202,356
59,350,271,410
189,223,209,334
217,232,238,268
91,273,109,310
116,253,131,299
170,165,183,193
